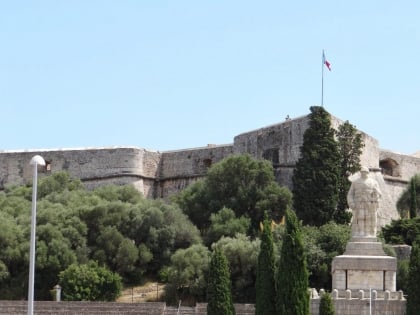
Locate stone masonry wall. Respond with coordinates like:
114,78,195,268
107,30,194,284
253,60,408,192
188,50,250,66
232,114,381,190
0,300,405,315
0,114,418,212
157,144,233,198
0,147,161,199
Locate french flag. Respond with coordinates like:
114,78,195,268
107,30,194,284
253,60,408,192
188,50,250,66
323,51,331,71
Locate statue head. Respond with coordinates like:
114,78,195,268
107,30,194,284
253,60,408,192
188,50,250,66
360,166,369,178
360,166,369,173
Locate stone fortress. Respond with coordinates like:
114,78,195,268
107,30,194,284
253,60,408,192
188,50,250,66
1,110,418,314
1,111,419,228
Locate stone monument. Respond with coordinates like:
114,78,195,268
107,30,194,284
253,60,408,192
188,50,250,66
332,167,397,293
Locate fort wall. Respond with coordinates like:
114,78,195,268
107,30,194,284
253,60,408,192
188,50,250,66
0,147,161,198
157,144,233,198
0,113,419,227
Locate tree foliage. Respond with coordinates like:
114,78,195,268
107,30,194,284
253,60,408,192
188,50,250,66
335,120,364,224
214,234,260,303
406,238,420,315
381,218,420,245
397,174,420,218
204,207,250,247
164,244,210,304
277,209,310,315
255,213,276,315
59,261,122,301
174,154,292,233
319,292,335,315
302,223,350,289
0,172,201,299
410,179,418,218
292,106,340,226
206,248,235,315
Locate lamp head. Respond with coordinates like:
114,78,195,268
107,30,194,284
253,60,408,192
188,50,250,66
30,155,46,166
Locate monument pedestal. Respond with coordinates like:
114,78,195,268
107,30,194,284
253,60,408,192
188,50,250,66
332,237,397,292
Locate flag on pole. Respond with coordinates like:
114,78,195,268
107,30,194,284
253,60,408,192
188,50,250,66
322,51,331,71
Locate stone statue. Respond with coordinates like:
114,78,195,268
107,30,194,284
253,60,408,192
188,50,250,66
347,167,382,237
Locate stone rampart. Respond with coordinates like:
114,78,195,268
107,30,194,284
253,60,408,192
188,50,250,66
0,114,418,216
0,147,161,199
157,144,233,198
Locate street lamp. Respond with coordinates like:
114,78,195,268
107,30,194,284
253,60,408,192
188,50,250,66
28,155,45,315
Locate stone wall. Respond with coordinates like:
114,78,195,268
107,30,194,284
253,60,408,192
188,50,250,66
0,300,405,315
0,114,419,219
310,297,406,315
0,147,161,199
158,144,233,198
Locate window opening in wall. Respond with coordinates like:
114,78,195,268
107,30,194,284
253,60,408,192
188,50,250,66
44,161,52,173
263,148,279,166
379,158,400,177
203,158,212,168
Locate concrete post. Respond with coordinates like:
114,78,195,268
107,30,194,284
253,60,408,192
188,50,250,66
54,285,61,302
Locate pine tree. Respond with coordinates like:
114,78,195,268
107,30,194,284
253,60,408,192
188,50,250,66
335,120,364,224
277,209,309,315
406,238,420,315
319,292,335,315
207,248,235,315
255,212,276,315
410,180,417,218
292,106,340,226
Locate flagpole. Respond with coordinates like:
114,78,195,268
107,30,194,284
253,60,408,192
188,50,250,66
321,50,324,107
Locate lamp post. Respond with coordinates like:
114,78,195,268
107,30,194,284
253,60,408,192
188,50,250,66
28,155,45,315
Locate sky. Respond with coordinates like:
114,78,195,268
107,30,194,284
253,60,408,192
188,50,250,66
1,1,419,155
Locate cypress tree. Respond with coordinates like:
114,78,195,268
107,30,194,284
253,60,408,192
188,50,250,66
397,174,420,218
406,238,420,315
292,106,340,226
207,248,235,315
255,212,276,315
276,209,309,315
335,120,364,224
319,292,335,315
410,179,417,218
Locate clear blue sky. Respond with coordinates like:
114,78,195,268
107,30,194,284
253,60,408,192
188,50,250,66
1,1,419,154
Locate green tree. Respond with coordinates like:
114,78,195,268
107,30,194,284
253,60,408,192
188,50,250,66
397,259,409,292
410,179,417,218
0,172,202,299
397,175,420,218
302,223,350,290
335,120,364,224
59,261,122,301
207,248,235,315
164,244,210,304
37,171,83,198
277,209,309,315
255,213,276,315
214,234,260,302
81,195,201,280
319,292,335,315
174,154,292,233
406,238,420,315
292,106,340,226
381,218,420,245
204,207,250,246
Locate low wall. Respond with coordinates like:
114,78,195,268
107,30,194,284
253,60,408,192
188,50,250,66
310,289,406,315
0,298,405,315
310,298,406,315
